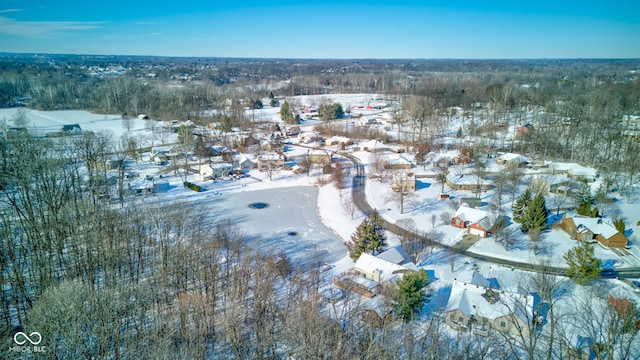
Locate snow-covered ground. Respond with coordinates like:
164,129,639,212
5,104,640,341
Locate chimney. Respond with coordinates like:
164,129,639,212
373,269,381,283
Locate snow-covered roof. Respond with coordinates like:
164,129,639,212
453,206,488,223
208,162,233,169
258,153,284,161
326,136,351,143
445,280,534,323
571,216,621,240
425,150,458,163
376,247,412,265
496,153,527,163
533,174,571,186
468,270,490,288
552,162,597,178
447,173,490,187
386,155,412,166
354,252,419,283
362,139,387,150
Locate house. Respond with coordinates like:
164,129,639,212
468,218,492,238
424,151,458,168
362,139,389,153
210,146,233,157
451,206,491,238
325,136,353,147
560,215,628,249
239,157,257,170
62,124,82,133
552,163,597,181
608,287,640,330
200,163,233,180
384,155,413,170
446,173,492,191
452,206,489,228
515,124,534,138
392,172,416,192
299,132,323,144
445,280,534,336
495,153,527,166
284,126,301,137
150,152,169,165
530,175,574,195
353,252,419,284
334,245,418,299
200,163,233,181
257,153,285,171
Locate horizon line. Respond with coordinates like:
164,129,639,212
1,52,639,62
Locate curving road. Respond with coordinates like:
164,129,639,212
339,151,640,280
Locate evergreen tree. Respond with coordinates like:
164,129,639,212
347,211,387,260
577,201,592,216
280,101,295,124
564,241,602,285
512,189,532,223
393,270,430,322
521,193,548,233
613,218,625,234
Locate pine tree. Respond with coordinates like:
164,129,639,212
577,201,592,216
348,210,387,260
280,101,294,124
521,193,548,233
393,270,430,322
512,189,532,223
613,218,625,234
564,241,602,285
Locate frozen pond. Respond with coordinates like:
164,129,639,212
194,186,347,267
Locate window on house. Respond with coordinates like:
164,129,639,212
500,321,506,327
450,314,455,321
459,317,464,322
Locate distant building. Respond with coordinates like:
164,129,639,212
257,153,285,170
62,124,82,133
200,163,233,181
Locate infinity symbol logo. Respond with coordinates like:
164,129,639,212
13,332,42,345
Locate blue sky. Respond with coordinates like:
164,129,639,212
0,0,639,58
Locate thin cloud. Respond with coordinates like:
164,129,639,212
0,16,106,38
0,9,24,14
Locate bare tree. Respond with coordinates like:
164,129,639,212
370,152,388,182
434,165,449,194
388,170,416,214
342,196,358,220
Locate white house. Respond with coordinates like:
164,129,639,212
200,163,233,181
552,162,597,181
362,139,389,152
495,153,528,166
353,252,419,284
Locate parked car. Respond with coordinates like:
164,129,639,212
632,280,640,289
